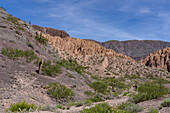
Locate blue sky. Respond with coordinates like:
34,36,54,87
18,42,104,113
1,0,170,42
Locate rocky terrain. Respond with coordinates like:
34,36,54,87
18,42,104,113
85,39,170,61
140,47,170,72
0,7,170,113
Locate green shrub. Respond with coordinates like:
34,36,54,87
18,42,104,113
66,73,76,79
45,82,75,100
92,81,108,94
0,7,6,11
84,91,95,97
123,92,129,96
7,101,38,112
56,104,65,110
148,108,159,113
82,103,113,113
133,82,168,103
161,98,170,107
18,27,24,31
118,102,143,113
1,48,37,63
42,60,62,76
59,59,87,75
6,16,20,25
35,34,48,46
91,94,103,102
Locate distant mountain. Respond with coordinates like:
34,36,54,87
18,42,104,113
85,39,170,61
140,47,170,72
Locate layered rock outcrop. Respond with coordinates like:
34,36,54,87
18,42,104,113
32,25,70,38
140,47,170,72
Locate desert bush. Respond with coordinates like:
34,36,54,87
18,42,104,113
123,92,129,96
35,34,48,46
6,16,20,25
148,107,159,113
103,77,128,90
82,103,113,113
42,60,62,76
0,7,6,11
45,82,75,100
58,59,87,75
91,81,108,94
1,48,37,63
160,98,170,107
6,101,38,112
91,94,103,102
118,102,143,113
56,104,65,110
133,82,168,103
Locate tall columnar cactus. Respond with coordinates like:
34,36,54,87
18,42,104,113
38,58,44,74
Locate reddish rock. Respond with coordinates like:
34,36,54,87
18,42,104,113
140,47,170,72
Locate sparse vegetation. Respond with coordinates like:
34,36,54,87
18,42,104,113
118,102,144,113
91,81,109,94
6,16,20,25
42,60,62,76
0,7,6,11
59,59,88,75
66,73,76,79
132,81,169,103
161,98,170,107
34,34,48,46
6,101,39,112
148,108,159,113
44,82,75,100
1,48,37,63
82,103,113,113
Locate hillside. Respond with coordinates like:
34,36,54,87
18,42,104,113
0,8,170,113
85,39,170,61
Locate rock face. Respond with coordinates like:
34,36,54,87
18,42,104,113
41,34,133,61
85,39,170,61
140,47,170,72
32,25,70,38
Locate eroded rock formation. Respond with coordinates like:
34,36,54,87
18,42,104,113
141,47,170,72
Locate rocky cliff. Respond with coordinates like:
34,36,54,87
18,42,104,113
32,25,70,38
140,47,170,72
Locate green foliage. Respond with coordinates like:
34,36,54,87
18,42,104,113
161,98,170,107
56,104,65,110
102,77,128,90
67,99,92,107
58,59,87,75
6,16,20,25
148,108,159,113
42,60,62,76
123,92,129,96
45,82,75,99
0,7,6,11
18,27,24,31
91,94,103,102
35,34,48,46
1,48,37,63
66,73,76,79
133,82,169,103
7,101,38,112
82,103,113,113
84,91,95,97
92,81,108,94
118,102,143,113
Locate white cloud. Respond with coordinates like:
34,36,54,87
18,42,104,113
139,8,150,14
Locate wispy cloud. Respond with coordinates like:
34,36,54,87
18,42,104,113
2,0,170,42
